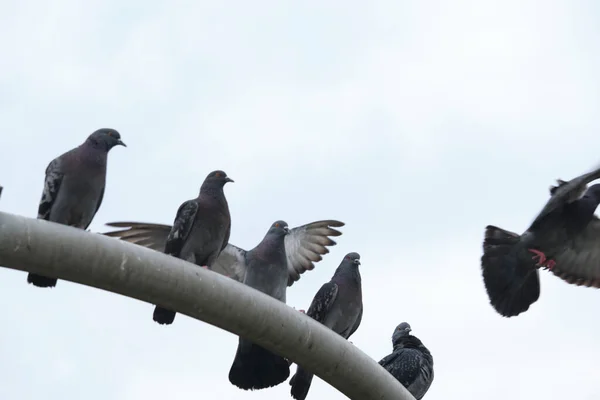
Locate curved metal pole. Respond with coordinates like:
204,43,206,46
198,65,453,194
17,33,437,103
0,211,414,400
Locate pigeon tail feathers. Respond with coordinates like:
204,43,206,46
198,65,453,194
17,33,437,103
153,306,176,325
228,341,290,390
27,273,57,288
481,225,540,317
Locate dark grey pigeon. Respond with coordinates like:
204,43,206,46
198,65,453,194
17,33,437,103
227,220,293,391
28,128,125,288
482,165,600,317
102,219,343,286
378,322,434,400
152,169,233,325
289,252,363,400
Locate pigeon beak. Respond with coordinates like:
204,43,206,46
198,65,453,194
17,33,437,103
225,177,234,183
117,139,127,147
284,227,290,234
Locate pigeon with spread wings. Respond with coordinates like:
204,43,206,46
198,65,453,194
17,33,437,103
102,219,344,286
481,165,600,317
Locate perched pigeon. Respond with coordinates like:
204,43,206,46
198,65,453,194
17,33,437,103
102,218,343,389
152,170,233,325
227,220,294,390
378,322,434,400
28,128,125,288
481,165,600,317
289,252,363,400
102,219,344,286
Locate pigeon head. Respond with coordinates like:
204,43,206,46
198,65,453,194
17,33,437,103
267,220,290,237
87,128,126,151
203,170,234,188
392,322,412,343
343,252,361,266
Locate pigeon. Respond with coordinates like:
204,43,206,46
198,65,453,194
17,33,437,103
289,252,363,400
227,220,295,390
28,128,125,288
378,322,434,400
102,219,344,287
152,170,233,325
481,165,600,317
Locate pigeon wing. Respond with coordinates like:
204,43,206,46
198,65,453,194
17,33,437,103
103,222,173,252
305,281,338,324
162,200,198,257
38,158,64,220
531,165,600,229
284,220,344,286
551,216,600,288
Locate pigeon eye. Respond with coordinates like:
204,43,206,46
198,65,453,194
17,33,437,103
215,172,221,177
275,223,280,228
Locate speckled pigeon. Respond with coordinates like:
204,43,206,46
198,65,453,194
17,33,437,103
378,322,434,400
151,170,233,325
102,219,344,286
482,165,600,317
28,128,125,288
289,252,363,400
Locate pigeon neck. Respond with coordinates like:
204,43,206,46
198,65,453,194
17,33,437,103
199,185,226,201
332,264,361,285
254,234,286,261
80,142,109,165
393,335,424,351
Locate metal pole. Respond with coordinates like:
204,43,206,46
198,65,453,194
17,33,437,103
0,211,414,400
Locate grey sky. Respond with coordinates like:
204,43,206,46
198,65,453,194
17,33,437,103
1,1,599,399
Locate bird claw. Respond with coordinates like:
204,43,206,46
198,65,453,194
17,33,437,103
201,265,209,269
528,249,556,270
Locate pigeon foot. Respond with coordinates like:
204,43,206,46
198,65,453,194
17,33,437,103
528,249,556,270
201,265,209,269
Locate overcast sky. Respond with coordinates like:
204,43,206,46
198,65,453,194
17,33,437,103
1,1,600,399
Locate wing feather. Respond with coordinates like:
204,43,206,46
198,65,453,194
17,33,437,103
210,244,248,282
284,220,344,286
531,165,600,229
551,217,600,288
164,200,198,257
103,222,172,252
306,281,338,324
38,159,64,220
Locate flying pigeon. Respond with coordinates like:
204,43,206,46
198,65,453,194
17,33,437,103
151,170,233,325
102,219,344,287
289,252,363,400
28,128,125,288
481,165,600,317
378,322,434,400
